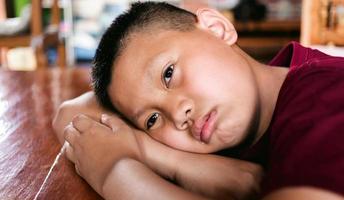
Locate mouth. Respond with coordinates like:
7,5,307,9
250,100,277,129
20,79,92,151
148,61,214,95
193,110,217,143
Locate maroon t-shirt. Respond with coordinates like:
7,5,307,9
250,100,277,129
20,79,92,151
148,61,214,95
243,42,344,197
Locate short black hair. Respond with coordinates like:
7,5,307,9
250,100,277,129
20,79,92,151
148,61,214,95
92,2,197,114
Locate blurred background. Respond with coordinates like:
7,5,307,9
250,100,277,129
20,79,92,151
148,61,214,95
0,0,343,70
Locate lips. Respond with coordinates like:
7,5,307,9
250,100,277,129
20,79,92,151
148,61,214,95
192,110,217,143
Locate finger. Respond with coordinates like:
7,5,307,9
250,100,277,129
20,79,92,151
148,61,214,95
64,142,76,163
64,123,79,146
72,114,93,133
101,114,124,132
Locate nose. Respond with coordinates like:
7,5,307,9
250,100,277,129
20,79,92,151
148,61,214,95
169,98,193,130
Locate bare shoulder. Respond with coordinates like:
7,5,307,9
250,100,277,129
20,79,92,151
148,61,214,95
264,187,343,200
61,91,100,108
52,91,108,143
55,91,106,120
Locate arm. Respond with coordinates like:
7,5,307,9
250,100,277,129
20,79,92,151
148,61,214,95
135,131,262,200
263,187,343,200
54,92,262,199
65,114,210,200
102,158,209,200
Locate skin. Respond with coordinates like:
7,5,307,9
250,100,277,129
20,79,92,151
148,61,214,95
108,8,287,153
58,8,343,200
59,92,262,200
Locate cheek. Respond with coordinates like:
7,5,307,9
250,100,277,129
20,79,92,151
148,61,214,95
215,87,258,147
151,126,189,150
215,117,246,146
183,67,229,100
152,126,227,153
182,54,249,97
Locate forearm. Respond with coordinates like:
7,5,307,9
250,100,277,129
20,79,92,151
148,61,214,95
174,152,262,200
137,133,262,200
53,92,261,199
54,93,206,199
263,187,344,200
102,158,209,200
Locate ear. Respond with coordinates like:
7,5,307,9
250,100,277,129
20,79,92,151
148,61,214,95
196,8,237,45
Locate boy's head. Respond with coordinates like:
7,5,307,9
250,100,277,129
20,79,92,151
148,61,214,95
92,2,197,113
92,2,261,153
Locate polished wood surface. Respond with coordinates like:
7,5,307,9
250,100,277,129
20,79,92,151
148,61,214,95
0,68,102,199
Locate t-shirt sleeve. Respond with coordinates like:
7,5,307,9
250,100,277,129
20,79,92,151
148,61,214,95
263,63,344,197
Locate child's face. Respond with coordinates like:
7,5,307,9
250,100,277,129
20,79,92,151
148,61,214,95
108,28,259,153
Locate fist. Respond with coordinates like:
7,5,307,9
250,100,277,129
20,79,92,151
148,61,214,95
64,114,143,194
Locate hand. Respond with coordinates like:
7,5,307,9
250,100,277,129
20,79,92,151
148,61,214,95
64,114,143,195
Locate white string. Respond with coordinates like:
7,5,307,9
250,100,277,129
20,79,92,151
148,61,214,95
33,143,67,200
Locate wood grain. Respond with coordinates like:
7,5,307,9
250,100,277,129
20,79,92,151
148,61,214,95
0,68,102,199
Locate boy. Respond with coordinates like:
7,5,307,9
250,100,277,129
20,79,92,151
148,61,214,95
54,2,344,200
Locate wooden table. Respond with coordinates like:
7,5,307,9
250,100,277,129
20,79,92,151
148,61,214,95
0,68,103,199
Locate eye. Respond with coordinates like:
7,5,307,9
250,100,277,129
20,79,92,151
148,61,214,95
146,113,159,130
163,64,174,88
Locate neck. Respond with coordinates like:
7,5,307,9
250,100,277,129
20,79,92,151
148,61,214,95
233,45,289,143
